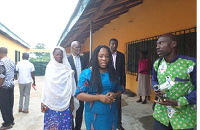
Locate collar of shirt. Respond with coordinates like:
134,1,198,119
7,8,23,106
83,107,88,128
112,51,117,55
72,54,80,60
112,51,117,59
1,56,8,61
112,51,117,69
72,54,80,58
164,54,179,64
72,54,81,68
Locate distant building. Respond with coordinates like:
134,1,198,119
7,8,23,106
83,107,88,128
0,22,30,62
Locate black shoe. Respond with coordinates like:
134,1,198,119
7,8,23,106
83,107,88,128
117,125,125,130
74,128,81,130
2,122,14,127
1,123,5,127
0,124,13,130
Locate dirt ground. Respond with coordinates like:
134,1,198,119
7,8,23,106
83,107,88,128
0,76,154,130
0,76,86,130
0,77,45,130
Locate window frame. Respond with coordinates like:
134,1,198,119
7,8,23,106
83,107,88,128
125,27,196,75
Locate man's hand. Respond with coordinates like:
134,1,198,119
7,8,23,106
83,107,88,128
32,82,36,86
154,99,178,106
70,103,74,113
70,97,74,113
0,78,5,88
122,85,126,91
154,90,164,101
154,91,164,97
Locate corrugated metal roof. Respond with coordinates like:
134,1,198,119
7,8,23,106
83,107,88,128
0,22,31,48
57,0,90,46
58,0,143,47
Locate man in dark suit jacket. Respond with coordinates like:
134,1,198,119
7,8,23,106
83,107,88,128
68,41,87,130
109,38,126,130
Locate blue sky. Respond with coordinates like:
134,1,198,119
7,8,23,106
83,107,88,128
0,0,78,49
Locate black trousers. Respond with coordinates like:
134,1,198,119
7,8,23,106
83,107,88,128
116,96,122,125
0,87,14,126
74,100,84,130
153,118,194,130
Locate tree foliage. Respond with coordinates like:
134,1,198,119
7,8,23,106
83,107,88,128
29,43,50,62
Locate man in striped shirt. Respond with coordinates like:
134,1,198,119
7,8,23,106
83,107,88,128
0,47,15,129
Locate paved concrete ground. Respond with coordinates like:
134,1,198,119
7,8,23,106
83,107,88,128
0,76,154,130
120,94,153,130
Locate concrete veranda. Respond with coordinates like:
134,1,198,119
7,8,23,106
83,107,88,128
0,76,154,130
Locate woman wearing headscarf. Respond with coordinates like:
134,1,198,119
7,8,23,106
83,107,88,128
41,46,79,130
75,45,123,130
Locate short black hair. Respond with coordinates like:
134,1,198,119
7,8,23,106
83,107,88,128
22,53,29,60
160,33,178,43
109,38,118,45
141,51,148,56
0,47,8,54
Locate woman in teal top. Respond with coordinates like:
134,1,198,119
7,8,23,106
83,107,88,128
75,45,123,130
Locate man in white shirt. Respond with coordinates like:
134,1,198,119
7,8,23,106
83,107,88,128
16,53,36,113
109,38,126,130
68,41,87,130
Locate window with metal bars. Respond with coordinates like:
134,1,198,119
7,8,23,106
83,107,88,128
126,27,196,75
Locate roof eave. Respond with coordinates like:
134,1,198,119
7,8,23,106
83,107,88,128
57,0,90,47
0,22,31,48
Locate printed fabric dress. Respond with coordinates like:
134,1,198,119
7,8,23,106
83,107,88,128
44,108,73,130
75,68,123,130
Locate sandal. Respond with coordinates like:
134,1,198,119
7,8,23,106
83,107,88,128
136,99,142,103
142,100,147,104
22,110,29,114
